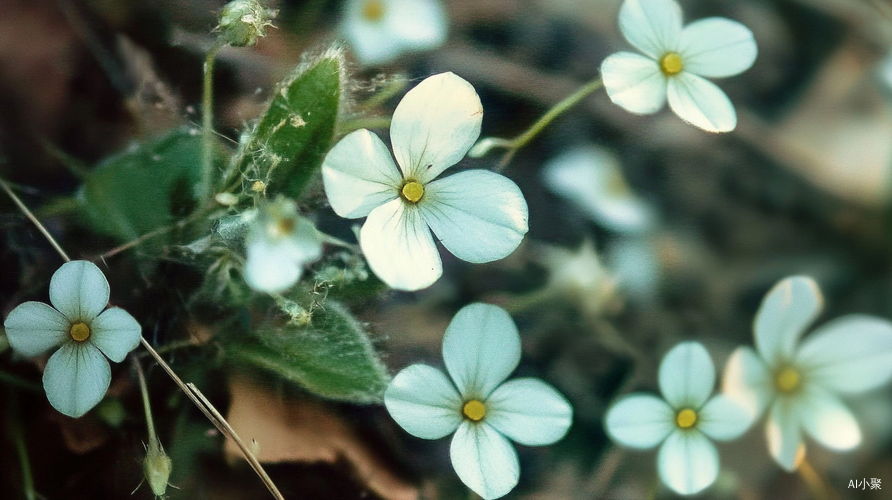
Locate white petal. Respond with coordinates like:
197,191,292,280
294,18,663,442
421,170,528,264
443,303,520,399
799,386,861,450
485,378,572,446
766,398,805,471
244,218,323,294
384,364,463,439
604,394,675,449
360,199,442,291
43,341,111,418
666,72,737,132
600,52,667,115
698,395,754,441
390,72,482,182
679,18,757,78
657,430,719,496
89,308,141,363
450,421,519,500
386,0,448,50
754,276,823,368
721,347,774,419
659,342,715,409
796,314,892,394
618,0,683,58
49,260,110,323
322,129,402,218
3,301,69,357
341,0,403,65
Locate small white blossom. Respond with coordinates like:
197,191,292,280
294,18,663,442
384,303,572,499
243,199,323,294
3,261,141,418
723,276,892,471
342,0,447,65
601,0,757,132
322,72,529,291
605,342,752,495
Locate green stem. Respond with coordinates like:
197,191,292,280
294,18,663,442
201,43,224,201
132,357,158,444
0,177,70,262
8,392,37,500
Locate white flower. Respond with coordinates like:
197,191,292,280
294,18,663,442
722,276,892,471
243,199,323,294
542,145,653,233
322,72,529,291
384,303,573,499
533,239,619,317
342,0,447,65
605,342,752,495
601,0,757,132
3,261,141,418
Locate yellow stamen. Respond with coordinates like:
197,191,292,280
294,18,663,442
676,408,697,429
362,0,385,22
401,181,424,203
70,322,91,342
660,52,683,76
270,216,296,237
462,400,486,422
776,367,801,394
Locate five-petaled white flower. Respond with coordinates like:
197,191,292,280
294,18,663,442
384,303,573,499
723,276,892,471
342,0,447,65
605,342,752,495
3,261,141,418
601,0,757,132
243,198,323,294
322,72,529,291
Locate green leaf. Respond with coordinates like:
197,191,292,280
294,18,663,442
230,47,344,198
228,301,390,403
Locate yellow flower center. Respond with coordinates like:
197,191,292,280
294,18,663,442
270,216,296,237
606,170,630,196
676,408,697,429
776,367,801,394
70,321,91,342
462,400,486,422
362,0,385,22
401,181,424,203
660,52,683,76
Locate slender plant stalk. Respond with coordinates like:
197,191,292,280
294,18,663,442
201,43,224,201
798,458,838,500
0,178,70,261
8,393,37,500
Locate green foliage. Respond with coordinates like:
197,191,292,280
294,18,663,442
228,301,390,404
229,47,344,199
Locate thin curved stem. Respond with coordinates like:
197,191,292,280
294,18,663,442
201,42,224,201
0,177,70,262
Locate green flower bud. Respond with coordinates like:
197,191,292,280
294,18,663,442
217,0,277,47
144,438,173,499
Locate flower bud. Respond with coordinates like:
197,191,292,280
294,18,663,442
144,438,173,498
217,0,276,47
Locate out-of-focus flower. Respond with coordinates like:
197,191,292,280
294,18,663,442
601,0,757,132
385,303,573,499
533,239,619,317
342,0,447,65
723,276,892,470
606,342,752,495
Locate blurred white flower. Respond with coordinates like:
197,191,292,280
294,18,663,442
606,236,661,301
3,261,141,418
723,276,892,471
534,239,619,317
543,145,653,233
243,199,323,294
606,342,752,495
322,72,529,291
342,0,447,65
601,0,757,132
384,303,573,499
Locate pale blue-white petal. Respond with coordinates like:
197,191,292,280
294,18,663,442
321,129,402,218
49,260,110,323
679,18,757,78
244,216,323,293
450,421,519,500
618,0,683,58
659,342,715,409
766,398,804,471
386,0,448,50
666,72,736,132
754,276,823,368
485,378,572,446
384,364,463,439
799,386,861,450
360,198,442,291
3,301,69,357
341,0,403,65
89,307,141,363
421,170,528,264
600,52,667,115
390,72,482,183
697,395,754,441
657,429,719,495
796,314,892,394
604,394,675,449
443,303,520,400
43,341,111,418
722,347,774,419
